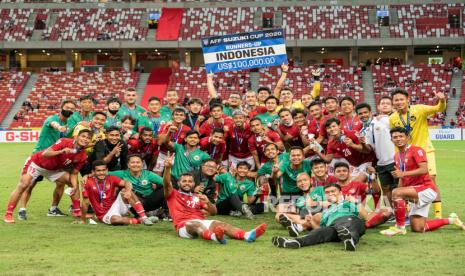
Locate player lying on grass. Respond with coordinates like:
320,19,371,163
4,129,92,223
163,152,267,244
76,160,158,226
272,183,367,251
380,127,465,236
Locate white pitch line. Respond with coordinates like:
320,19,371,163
435,149,465,153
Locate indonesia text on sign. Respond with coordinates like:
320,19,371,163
201,29,287,73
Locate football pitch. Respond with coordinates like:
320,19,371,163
0,142,464,275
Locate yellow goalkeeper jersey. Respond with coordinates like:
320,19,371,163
389,101,446,153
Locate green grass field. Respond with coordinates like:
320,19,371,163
0,142,465,275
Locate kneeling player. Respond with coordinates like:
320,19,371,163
163,153,267,244
4,129,92,223
77,160,157,226
272,183,368,251
380,128,465,236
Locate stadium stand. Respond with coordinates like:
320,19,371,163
168,67,250,101
0,72,30,123
372,64,453,105
259,65,364,101
42,8,148,41
456,75,465,127
0,9,33,41
10,71,139,128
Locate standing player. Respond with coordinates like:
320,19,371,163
160,89,180,118
389,89,446,218
138,97,171,137
199,128,226,163
155,107,191,175
226,110,254,169
380,128,464,236
248,118,284,168
256,96,279,127
183,98,203,130
17,100,77,220
127,127,158,170
163,152,267,243
117,88,146,129
4,129,92,223
78,160,157,226
104,97,122,129
66,94,94,136
357,100,397,207
198,103,234,138
276,108,304,148
337,96,362,132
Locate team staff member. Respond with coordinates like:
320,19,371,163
389,89,445,218
67,94,95,136
91,126,128,171
117,88,146,128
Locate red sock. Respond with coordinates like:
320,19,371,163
129,218,140,224
6,201,16,215
71,199,80,211
424,218,450,232
365,211,388,229
202,229,213,240
372,193,381,209
233,229,245,240
394,199,406,227
133,201,146,218
260,184,269,203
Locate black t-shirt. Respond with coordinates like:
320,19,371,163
91,139,128,171
193,170,217,204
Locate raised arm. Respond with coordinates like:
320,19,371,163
310,68,321,99
162,152,175,197
273,64,289,98
206,72,218,99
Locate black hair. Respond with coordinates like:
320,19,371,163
278,108,292,116
237,161,251,169
291,108,307,118
172,107,187,116
311,158,326,166
201,158,218,165
139,127,153,135
380,95,393,102
289,146,304,153
92,160,107,170
308,101,322,109
188,98,203,105
185,130,200,138
77,128,92,137
106,126,121,133
79,94,94,102
148,96,161,103
209,103,223,111
127,154,143,162
93,111,107,118
355,102,372,113
264,96,279,104
106,97,121,106
211,128,225,135
324,182,342,191
391,88,409,98
339,96,355,107
264,142,278,151
334,162,349,170
121,115,136,125
324,117,340,129
257,86,272,94
249,117,262,125
323,96,338,104
390,127,408,136
180,172,195,179
61,100,76,108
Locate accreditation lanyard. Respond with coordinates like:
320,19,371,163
187,114,196,129
210,144,217,158
149,115,161,134
95,177,107,205
345,115,354,131
234,127,244,146
399,110,411,136
398,146,410,172
172,126,183,142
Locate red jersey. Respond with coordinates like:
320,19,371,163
248,106,267,119
278,123,304,147
340,180,368,203
337,114,363,133
307,118,323,139
248,130,282,163
199,137,226,160
310,175,338,189
166,189,206,231
30,138,87,172
82,175,123,221
327,130,368,166
158,123,191,153
226,125,252,158
127,138,158,164
199,117,234,138
394,145,436,189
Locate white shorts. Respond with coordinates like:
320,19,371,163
328,158,348,175
228,155,255,170
23,158,66,182
178,219,216,239
102,193,131,224
153,152,174,173
351,162,372,177
409,187,438,218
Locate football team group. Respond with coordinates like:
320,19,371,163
3,64,464,251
